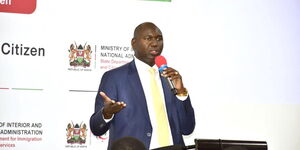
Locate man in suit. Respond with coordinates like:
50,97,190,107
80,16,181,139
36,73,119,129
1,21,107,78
90,22,195,150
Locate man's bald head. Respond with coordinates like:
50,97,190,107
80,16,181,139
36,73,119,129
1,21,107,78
133,22,161,39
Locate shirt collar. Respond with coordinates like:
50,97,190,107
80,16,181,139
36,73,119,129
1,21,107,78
134,56,158,72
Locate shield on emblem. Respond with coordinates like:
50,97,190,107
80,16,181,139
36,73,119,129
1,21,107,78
76,50,84,64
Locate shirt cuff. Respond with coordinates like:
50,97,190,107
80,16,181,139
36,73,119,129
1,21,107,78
101,108,114,123
176,94,188,101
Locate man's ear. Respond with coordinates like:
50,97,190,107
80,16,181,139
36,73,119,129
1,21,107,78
131,38,136,46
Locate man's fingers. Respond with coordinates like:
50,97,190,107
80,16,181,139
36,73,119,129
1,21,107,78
113,101,126,108
161,67,181,80
100,91,126,114
109,102,127,114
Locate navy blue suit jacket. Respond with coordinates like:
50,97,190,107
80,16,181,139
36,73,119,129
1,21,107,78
90,60,195,149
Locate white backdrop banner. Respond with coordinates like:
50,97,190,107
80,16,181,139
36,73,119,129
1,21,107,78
1,0,300,150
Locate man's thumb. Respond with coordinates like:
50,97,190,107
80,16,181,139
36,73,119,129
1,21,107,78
100,92,109,101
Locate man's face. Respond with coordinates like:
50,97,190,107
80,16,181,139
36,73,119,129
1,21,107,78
132,24,163,66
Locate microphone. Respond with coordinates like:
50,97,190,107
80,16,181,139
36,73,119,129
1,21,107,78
155,55,178,95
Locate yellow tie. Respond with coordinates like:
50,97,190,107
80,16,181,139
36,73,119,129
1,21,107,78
149,68,171,147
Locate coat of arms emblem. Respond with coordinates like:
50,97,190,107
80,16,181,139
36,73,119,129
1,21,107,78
68,43,92,67
66,122,87,144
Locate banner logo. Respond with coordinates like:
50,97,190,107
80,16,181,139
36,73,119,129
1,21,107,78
97,133,108,142
68,43,92,68
66,122,88,145
0,0,36,14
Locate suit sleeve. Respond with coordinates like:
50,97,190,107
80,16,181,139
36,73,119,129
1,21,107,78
90,71,117,136
176,96,195,135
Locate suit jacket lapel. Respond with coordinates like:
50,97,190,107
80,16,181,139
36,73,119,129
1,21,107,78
127,60,151,124
160,76,173,119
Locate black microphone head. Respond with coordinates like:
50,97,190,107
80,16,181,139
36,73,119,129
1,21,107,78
111,136,146,150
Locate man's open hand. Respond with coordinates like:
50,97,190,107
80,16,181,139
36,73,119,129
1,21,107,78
100,92,126,119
